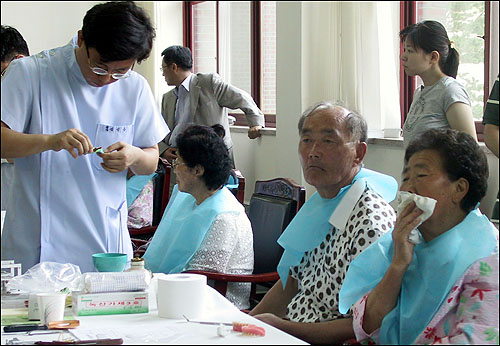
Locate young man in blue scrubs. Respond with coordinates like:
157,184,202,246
0,2,170,273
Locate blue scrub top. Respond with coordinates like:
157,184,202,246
0,43,170,273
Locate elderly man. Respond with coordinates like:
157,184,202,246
249,101,398,344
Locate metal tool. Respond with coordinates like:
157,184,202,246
182,315,232,326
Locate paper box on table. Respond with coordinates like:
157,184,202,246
72,291,148,316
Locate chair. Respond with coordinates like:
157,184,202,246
129,158,171,253
186,177,306,308
227,169,245,204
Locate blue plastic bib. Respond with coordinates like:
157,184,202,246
277,168,398,287
143,185,244,274
338,208,498,345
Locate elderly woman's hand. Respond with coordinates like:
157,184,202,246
391,201,423,270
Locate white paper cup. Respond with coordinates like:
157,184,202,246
37,293,66,325
28,293,40,320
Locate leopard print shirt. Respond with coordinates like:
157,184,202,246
286,187,396,322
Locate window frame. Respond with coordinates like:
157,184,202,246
183,1,276,128
399,1,491,141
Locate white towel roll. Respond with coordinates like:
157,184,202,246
156,273,207,319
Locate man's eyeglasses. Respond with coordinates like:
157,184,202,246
86,47,134,80
159,64,171,73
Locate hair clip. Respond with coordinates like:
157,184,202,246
449,41,455,49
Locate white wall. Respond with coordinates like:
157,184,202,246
135,2,183,107
1,2,100,53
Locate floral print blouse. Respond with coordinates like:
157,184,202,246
352,252,499,345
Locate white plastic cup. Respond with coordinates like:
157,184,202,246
37,293,66,325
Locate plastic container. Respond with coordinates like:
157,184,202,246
92,253,127,272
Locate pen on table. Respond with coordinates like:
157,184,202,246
3,325,49,333
35,338,124,345
4,320,80,333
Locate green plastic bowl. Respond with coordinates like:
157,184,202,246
92,253,128,272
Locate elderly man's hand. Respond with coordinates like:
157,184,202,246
252,313,284,329
161,147,178,164
248,125,262,139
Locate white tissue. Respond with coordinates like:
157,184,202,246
396,191,437,245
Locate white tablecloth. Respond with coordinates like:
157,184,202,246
2,275,308,345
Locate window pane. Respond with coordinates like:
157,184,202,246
193,1,217,73
219,2,252,96
416,1,485,121
261,1,276,115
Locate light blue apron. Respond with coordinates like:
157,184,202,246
277,168,398,287
338,208,498,345
143,185,244,273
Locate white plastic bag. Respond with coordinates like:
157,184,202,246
6,262,83,293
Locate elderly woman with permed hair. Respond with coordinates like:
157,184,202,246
143,124,253,309
339,129,498,344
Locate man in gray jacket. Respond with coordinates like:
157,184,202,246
158,45,265,168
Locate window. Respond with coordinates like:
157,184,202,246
400,1,497,140
184,1,276,127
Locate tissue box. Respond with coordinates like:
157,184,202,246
72,291,149,316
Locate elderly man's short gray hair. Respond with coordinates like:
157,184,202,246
298,101,367,143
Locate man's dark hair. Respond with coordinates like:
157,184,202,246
405,129,488,213
161,45,193,70
82,1,155,63
1,25,29,62
177,125,232,191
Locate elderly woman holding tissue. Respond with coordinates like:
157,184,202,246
143,125,253,309
339,129,499,345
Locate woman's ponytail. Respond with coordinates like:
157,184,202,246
442,43,460,78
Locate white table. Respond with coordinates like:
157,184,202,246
2,275,308,345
